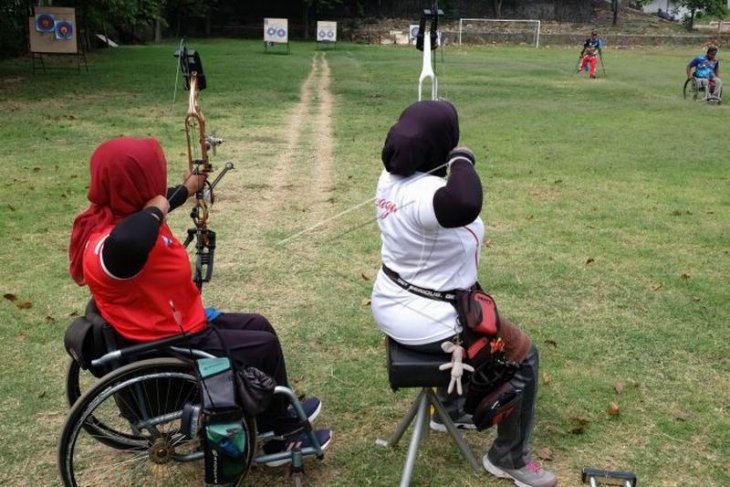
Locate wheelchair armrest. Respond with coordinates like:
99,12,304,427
91,333,193,368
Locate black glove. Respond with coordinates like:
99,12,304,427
447,146,476,168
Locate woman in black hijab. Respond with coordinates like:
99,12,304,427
372,100,557,487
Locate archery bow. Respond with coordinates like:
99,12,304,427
174,40,234,290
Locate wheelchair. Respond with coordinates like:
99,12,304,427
60,307,325,487
683,77,723,104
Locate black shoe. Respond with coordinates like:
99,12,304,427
261,396,323,435
262,429,332,467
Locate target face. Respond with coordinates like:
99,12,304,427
264,18,288,43
410,24,420,41
316,21,337,42
55,20,73,40
35,13,55,33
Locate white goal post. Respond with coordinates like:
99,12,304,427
458,18,541,47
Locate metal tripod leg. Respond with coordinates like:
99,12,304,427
400,391,429,487
376,389,426,448
429,390,481,473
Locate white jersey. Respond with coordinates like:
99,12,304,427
371,169,484,346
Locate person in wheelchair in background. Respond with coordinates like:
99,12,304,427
686,46,722,102
370,101,557,487
578,30,603,79
68,136,331,459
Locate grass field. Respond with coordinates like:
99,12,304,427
0,40,728,486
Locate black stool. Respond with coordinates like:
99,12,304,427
376,338,481,486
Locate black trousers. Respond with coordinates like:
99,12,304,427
187,312,290,431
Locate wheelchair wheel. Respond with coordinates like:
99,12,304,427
58,358,256,487
683,78,698,100
66,358,146,450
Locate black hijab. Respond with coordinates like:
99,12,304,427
381,100,459,178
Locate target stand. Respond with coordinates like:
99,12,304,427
29,7,88,75
316,21,337,50
263,18,290,54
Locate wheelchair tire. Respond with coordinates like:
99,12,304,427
58,357,256,487
66,358,145,450
683,78,696,100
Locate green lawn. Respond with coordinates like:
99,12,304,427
0,40,728,486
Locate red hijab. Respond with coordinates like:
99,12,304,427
69,137,168,285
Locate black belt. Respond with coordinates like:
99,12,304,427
381,264,457,303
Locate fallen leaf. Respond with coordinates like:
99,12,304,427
38,390,46,399
554,179,563,184
607,402,620,416
3,293,17,302
671,210,682,216
544,339,558,348
692,296,700,302
651,283,662,292
69,311,79,317
32,167,40,172
360,272,371,281
585,257,595,265
681,273,691,280
675,412,688,422
18,333,26,340
361,297,371,306
7,204,15,212
542,372,553,385
537,447,553,461
569,426,585,434
16,300,32,310
527,214,534,220
45,315,56,323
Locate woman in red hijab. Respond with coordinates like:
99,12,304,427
69,137,330,458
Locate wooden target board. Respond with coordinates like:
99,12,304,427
29,6,78,54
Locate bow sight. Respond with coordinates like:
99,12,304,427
416,2,443,53
175,43,206,91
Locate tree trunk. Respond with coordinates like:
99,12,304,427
494,0,503,19
612,0,619,26
689,8,696,31
303,2,310,40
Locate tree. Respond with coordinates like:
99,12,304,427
681,0,727,30
493,0,503,19
302,0,341,40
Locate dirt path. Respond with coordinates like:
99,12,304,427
202,51,336,313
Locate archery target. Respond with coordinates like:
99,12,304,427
264,18,288,43
29,7,78,54
55,20,74,40
35,13,55,33
409,24,420,42
316,21,337,42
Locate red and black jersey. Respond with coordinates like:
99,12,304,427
83,223,207,341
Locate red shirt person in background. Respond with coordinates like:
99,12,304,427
68,137,330,455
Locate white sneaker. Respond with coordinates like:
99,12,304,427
483,455,558,487
429,412,477,432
